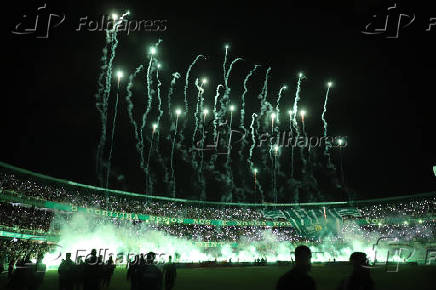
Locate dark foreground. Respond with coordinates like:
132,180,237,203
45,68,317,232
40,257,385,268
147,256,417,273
1,264,435,290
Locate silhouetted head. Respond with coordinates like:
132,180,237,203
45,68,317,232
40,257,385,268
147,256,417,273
91,249,97,257
350,252,369,271
146,252,156,264
294,245,312,272
168,256,172,263
66,253,71,260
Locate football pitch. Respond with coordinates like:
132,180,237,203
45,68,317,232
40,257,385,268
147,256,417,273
2,264,435,290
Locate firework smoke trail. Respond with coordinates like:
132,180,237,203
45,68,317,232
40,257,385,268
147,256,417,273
199,108,208,176
145,128,156,194
225,57,243,87
273,147,278,203
138,40,162,176
199,108,208,200
256,68,273,198
299,111,308,176
96,24,118,185
276,85,287,124
257,68,273,125
140,58,154,153
207,52,240,179
192,79,204,149
144,67,163,195
322,83,334,167
248,114,257,176
167,73,181,123
222,103,236,201
248,113,264,201
322,85,331,138
289,111,295,178
95,33,110,185
198,82,208,174
292,74,303,135
207,84,224,172
101,30,118,187
205,58,242,196
135,56,154,176
289,74,303,179
290,74,308,176
199,124,207,201
170,115,180,197
191,79,207,198
239,65,260,161
156,65,163,141
105,76,121,190
125,65,146,170
212,84,224,150
255,67,272,160
268,142,275,203
223,45,229,86
226,108,234,159
95,12,129,186
182,55,206,131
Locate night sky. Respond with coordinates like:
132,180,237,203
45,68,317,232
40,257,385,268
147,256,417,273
3,1,435,200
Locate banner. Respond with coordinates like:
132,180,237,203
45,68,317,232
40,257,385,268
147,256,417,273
0,191,293,227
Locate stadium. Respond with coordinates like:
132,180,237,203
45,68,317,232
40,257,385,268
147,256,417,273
1,162,435,271
4,2,436,290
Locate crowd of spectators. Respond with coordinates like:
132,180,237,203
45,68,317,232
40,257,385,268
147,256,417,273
1,172,434,224
0,171,435,249
0,202,53,233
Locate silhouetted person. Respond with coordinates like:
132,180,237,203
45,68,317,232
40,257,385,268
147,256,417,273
10,255,31,289
58,253,75,290
139,254,146,266
337,252,374,290
74,257,84,290
0,255,4,275
276,245,316,290
83,249,102,290
30,254,46,290
127,255,139,290
8,258,15,279
102,256,115,288
163,256,177,290
136,252,162,290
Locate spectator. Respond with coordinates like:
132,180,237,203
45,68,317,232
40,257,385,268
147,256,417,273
337,252,374,290
102,256,115,288
58,253,75,290
163,255,177,290
136,252,162,290
83,249,102,290
276,245,316,290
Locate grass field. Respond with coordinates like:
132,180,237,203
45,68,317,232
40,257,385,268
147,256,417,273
2,264,435,290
